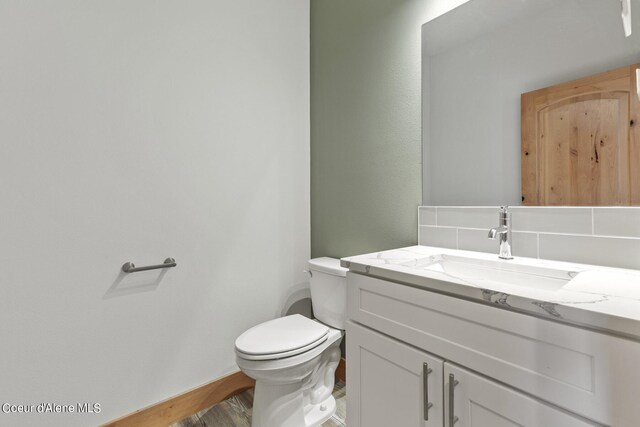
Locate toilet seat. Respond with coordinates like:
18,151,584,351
235,314,330,361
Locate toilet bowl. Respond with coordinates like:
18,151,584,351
235,258,347,427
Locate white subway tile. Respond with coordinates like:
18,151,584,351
593,207,640,238
510,207,592,234
512,231,538,258
457,228,498,254
436,207,498,229
419,226,457,249
419,207,437,226
539,233,640,269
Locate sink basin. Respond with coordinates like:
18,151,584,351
409,254,578,291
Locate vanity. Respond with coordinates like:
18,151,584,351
342,246,640,427
340,0,640,424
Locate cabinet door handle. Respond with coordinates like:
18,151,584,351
423,362,433,420
448,373,459,426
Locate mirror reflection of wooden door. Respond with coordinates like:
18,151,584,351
521,64,640,205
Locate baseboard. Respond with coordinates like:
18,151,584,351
103,358,346,427
336,357,346,383
101,371,255,427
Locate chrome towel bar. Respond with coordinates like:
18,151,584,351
122,258,177,273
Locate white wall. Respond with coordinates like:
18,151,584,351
0,1,309,425
423,0,640,206
421,0,470,23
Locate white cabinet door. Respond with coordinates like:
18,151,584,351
346,321,444,427
444,363,598,427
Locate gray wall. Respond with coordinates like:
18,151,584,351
311,0,469,258
0,1,309,425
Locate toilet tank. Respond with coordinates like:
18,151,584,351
308,257,348,330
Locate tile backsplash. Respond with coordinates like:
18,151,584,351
418,206,640,270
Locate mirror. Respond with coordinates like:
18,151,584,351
422,0,640,206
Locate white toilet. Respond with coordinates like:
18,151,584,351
235,257,347,427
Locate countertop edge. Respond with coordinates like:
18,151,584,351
341,247,640,342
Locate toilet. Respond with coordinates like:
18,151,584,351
235,257,347,427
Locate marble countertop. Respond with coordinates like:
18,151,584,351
341,245,640,341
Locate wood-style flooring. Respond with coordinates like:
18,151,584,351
170,380,346,427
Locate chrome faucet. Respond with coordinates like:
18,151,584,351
488,206,513,260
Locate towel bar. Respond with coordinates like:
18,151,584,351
122,258,176,273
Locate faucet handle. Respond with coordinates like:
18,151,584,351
498,206,511,224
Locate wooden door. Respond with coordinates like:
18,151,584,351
346,321,444,427
522,64,640,205
444,363,597,427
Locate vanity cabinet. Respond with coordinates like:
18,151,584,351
346,272,640,426
348,322,595,427
347,321,444,427
444,364,595,427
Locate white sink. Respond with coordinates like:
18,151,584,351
409,254,578,291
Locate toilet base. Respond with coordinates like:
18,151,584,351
303,395,336,427
251,381,337,427
251,380,306,427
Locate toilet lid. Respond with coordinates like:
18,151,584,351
235,314,329,359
